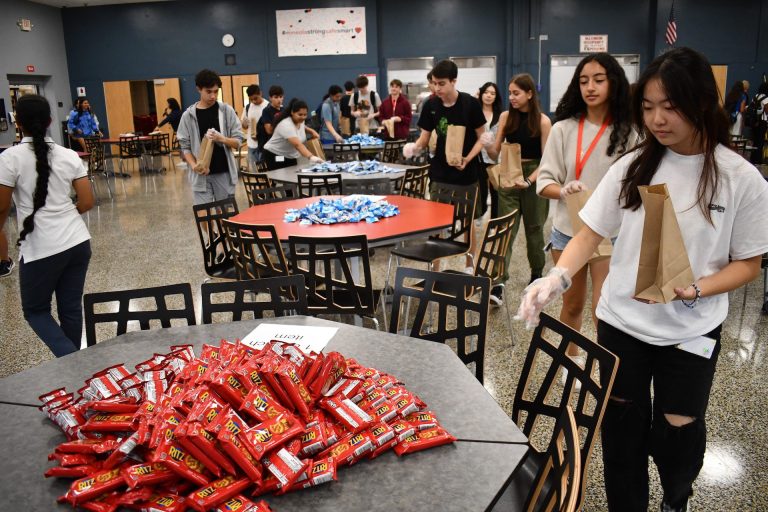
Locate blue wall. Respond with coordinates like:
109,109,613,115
60,0,768,135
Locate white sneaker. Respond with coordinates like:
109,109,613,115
561,355,586,390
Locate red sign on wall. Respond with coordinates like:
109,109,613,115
26,65,35,72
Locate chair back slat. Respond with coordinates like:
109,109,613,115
251,184,295,206
332,143,360,162
223,220,290,280
475,210,518,283
201,276,308,324
513,313,619,511
431,182,477,243
192,197,239,278
398,165,429,199
241,171,272,207
297,174,342,198
388,267,490,383
380,139,406,163
83,283,196,347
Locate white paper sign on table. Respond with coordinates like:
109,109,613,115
240,323,338,353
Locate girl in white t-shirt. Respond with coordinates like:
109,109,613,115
263,99,323,170
536,53,635,350
517,48,768,512
0,95,95,357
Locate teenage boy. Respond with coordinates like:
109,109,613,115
340,80,356,136
240,84,267,168
177,69,244,205
404,60,487,272
256,85,285,151
351,75,381,130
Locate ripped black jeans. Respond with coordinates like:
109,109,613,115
597,321,722,512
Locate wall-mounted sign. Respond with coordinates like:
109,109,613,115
579,34,608,53
26,65,35,73
17,18,33,31
276,7,366,57
77,87,86,96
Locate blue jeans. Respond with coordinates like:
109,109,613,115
248,147,262,165
20,240,91,357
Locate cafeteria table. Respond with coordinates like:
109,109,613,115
265,162,410,191
0,317,529,511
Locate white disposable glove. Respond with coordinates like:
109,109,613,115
559,180,587,199
479,131,495,146
403,142,423,159
309,155,324,164
514,267,573,329
205,128,220,141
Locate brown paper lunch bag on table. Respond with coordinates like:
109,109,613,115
487,142,524,190
305,138,326,161
634,183,695,304
445,125,466,167
565,190,613,262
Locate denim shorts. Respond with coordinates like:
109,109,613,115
546,226,616,251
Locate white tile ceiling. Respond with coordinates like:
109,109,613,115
29,0,173,7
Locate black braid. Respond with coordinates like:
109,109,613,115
16,95,52,246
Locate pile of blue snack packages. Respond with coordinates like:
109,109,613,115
343,134,384,146
302,159,398,175
284,195,400,225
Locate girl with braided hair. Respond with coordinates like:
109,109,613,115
0,94,94,357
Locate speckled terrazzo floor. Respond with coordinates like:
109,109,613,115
1,162,766,511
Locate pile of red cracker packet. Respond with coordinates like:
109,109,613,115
38,339,456,511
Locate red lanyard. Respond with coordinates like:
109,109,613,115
575,115,611,180
391,96,398,113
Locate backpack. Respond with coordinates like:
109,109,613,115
306,100,325,132
353,91,378,113
743,94,765,129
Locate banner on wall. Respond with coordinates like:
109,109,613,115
276,7,366,57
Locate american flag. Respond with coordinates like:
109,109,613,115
665,2,677,46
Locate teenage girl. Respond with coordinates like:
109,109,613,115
478,82,502,222
517,47,768,512
536,53,634,343
487,74,552,304
0,94,94,357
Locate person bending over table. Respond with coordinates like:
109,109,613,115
263,99,323,170
177,69,244,205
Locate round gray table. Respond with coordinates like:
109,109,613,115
265,162,411,188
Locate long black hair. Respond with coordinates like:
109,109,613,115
274,98,309,128
620,47,730,224
16,94,53,246
478,82,502,128
167,98,181,111
724,80,745,115
554,53,632,156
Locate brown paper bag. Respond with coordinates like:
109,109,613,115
339,116,351,136
382,118,395,138
445,125,466,167
428,130,437,154
565,190,613,262
487,142,524,190
634,184,694,304
197,136,214,170
357,117,370,135
305,138,326,160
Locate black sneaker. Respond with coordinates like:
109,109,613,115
660,496,690,512
490,285,504,306
0,258,14,278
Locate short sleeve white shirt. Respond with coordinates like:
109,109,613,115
263,120,307,160
243,101,267,149
0,138,91,262
579,145,768,345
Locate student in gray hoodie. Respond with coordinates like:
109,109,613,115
177,69,244,204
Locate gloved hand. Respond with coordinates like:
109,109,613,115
403,142,423,159
309,155,324,164
479,131,495,146
559,180,587,199
205,128,221,141
514,267,572,329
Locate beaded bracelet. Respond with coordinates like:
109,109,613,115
681,282,701,308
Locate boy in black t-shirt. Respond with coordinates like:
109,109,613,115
404,60,488,272
256,85,285,151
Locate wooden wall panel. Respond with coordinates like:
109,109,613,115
219,75,234,107
711,65,728,105
103,80,134,137
232,74,260,117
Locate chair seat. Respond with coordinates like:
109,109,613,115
490,450,546,511
391,238,470,263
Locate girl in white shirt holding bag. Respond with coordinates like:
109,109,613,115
517,47,768,512
0,95,94,357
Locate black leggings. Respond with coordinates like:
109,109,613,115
597,320,721,511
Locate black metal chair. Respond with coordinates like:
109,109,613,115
379,139,407,163
222,220,290,280
332,143,360,162
241,171,272,207
83,283,196,347
492,406,581,512
83,136,112,201
145,132,172,173
341,177,392,195
288,234,382,329
297,174,342,198
500,313,618,512
388,267,490,383
397,165,430,199
251,184,295,206
201,276,308,324
118,135,142,175
192,197,239,280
